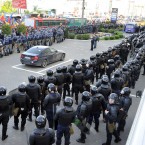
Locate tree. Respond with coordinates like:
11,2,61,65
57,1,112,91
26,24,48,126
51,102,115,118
51,9,56,14
2,24,12,35
0,0,17,13
17,24,27,34
24,10,30,14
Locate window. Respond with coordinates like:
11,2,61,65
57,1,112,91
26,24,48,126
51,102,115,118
27,47,44,54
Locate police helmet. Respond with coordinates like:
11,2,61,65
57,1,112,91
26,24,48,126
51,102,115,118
102,77,109,83
108,59,114,64
46,69,53,76
96,53,100,58
47,83,56,92
64,97,73,107
62,66,67,73
91,85,97,94
80,59,87,65
90,55,96,61
37,76,44,85
18,84,26,93
121,87,131,95
35,115,46,128
82,91,90,101
114,70,120,78
108,47,112,52
108,93,118,102
28,75,36,83
0,86,7,96
114,55,120,60
73,59,78,65
56,67,62,73
122,66,128,72
76,64,82,72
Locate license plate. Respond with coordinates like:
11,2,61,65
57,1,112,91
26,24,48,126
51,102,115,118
25,56,30,59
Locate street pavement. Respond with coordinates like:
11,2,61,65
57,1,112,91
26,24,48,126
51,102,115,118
0,38,144,145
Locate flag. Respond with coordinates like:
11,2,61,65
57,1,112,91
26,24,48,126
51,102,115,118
9,13,13,24
0,13,5,22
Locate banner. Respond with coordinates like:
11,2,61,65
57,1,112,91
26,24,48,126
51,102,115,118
111,8,118,23
12,0,27,9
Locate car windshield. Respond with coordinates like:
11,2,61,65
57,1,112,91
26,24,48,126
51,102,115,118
26,47,44,54
50,48,57,53
126,24,134,29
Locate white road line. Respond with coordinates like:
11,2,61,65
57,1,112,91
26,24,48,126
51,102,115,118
12,64,24,67
12,66,44,75
37,59,72,73
130,94,137,98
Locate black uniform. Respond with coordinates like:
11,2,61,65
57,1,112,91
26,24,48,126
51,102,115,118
55,106,76,145
11,91,30,131
29,128,55,145
26,83,41,120
43,92,61,128
0,95,10,140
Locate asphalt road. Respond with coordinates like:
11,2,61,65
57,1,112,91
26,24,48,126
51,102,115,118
0,38,144,145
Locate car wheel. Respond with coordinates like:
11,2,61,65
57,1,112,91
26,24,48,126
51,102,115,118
41,60,47,68
60,54,65,61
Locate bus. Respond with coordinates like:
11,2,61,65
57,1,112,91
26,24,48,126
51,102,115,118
24,17,67,28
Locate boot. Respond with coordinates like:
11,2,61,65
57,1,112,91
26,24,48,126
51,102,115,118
2,135,8,141
13,125,19,130
114,137,121,143
21,126,25,131
76,138,85,143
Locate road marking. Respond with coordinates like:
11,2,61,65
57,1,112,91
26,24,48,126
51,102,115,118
37,59,72,73
12,66,44,75
130,94,137,98
12,64,24,67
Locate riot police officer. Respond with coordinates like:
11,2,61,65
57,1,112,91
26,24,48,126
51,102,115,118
37,76,45,115
117,87,132,134
72,65,84,105
26,75,42,121
102,93,121,145
62,66,72,100
76,91,92,143
0,86,9,140
11,84,30,131
43,83,61,129
54,67,64,97
44,69,57,96
111,70,124,96
88,86,106,132
55,97,76,145
29,115,55,145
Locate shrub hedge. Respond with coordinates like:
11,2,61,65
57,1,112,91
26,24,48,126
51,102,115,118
68,33,75,39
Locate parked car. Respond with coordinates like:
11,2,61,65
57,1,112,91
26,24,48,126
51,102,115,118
20,46,65,67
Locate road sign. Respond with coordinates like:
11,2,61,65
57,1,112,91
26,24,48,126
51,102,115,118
111,8,118,23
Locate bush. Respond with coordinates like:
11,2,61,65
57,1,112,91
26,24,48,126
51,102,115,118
114,35,120,39
68,33,75,39
2,24,11,35
64,28,69,38
118,34,124,38
76,34,82,40
100,28,105,32
81,34,90,40
104,36,109,40
17,24,27,34
109,36,115,40
104,29,109,33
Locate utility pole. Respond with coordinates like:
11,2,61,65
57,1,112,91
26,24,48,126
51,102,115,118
81,0,85,25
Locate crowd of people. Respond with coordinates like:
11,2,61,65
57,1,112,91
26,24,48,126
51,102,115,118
0,30,145,145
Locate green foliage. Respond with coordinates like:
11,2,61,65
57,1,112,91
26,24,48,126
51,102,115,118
24,10,30,14
100,28,105,32
64,28,69,38
76,34,82,40
118,34,124,38
17,24,27,34
109,36,115,40
81,34,90,40
108,29,115,33
51,9,56,14
0,0,17,13
68,33,75,39
104,29,109,33
104,36,109,40
114,35,120,39
2,24,11,35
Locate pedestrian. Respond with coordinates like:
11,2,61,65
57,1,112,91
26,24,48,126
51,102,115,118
93,34,99,49
90,36,94,51
29,115,55,145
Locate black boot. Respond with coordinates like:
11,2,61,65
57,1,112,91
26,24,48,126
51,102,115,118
114,137,121,143
13,125,19,130
2,135,8,141
76,138,85,143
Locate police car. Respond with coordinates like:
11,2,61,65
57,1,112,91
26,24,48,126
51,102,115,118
20,46,65,68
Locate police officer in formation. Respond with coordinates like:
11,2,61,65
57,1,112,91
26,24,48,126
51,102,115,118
0,86,9,141
11,84,30,131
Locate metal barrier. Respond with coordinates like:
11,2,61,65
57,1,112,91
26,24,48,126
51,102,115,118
126,89,145,145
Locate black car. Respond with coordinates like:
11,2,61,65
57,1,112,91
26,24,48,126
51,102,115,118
20,46,65,67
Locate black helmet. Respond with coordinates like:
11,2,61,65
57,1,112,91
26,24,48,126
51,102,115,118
91,85,97,94
56,67,62,73
46,69,53,76
90,55,96,61
37,76,44,85
73,59,78,65
114,70,120,78
121,87,131,95
108,59,114,64
47,83,56,92
80,59,86,65
108,47,112,52
114,55,120,60
82,91,90,101
35,115,46,128
64,97,73,107
62,66,67,73
108,93,118,102
18,84,26,93
122,66,128,71
28,75,36,83
96,53,100,58
0,86,7,96
76,64,82,72
102,77,109,83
